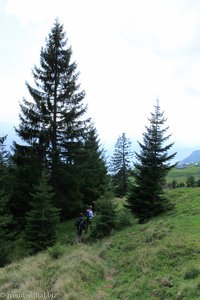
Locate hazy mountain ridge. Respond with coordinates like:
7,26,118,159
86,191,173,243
178,149,200,165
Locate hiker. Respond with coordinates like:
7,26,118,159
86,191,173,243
75,213,86,243
86,205,94,226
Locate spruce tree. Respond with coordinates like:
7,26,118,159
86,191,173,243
25,169,60,253
10,144,41,228
110,133,133,197
0,136,13,266
127,101,176,223
78,125,108,206
13,19,90,217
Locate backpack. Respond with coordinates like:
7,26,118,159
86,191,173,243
86,209,90,219
86,209,93,219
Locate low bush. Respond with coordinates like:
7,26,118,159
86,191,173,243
184,266,200,280
115,208,136,230
90,197,116,239
47,244,66,260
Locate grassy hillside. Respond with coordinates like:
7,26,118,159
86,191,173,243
167,164,200,184
2,189,200,299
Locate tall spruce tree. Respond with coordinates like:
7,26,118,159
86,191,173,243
13,19,90,218
127,101,176,223
110,133,133,197
25,169,60,253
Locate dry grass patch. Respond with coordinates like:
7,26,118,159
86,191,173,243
51,245,105,299
0,252,50,293
0,244,105,300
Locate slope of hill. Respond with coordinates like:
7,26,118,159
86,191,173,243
167,164,200,184
2,189,200,299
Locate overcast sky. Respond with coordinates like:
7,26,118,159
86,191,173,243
1,0,200,159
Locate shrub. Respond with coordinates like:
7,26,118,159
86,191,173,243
196,179,200,187
172,179,178,188
47,244,65,260
0,240,10,267
186,175,196,187
115,208,135,230
184,266,200,280
90,197,116,239
178,182,185,188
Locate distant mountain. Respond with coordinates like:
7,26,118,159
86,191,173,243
178,150,200,165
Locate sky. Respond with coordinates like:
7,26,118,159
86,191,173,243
1,0,200,161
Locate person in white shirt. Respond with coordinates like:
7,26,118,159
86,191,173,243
86,205,94,228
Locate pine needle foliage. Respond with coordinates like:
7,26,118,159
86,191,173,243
127,101,176,223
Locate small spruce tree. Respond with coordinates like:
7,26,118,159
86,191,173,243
90,196,116,239
0,136,13,266
0,192,13,266
25,169,60,253
127,101,176,223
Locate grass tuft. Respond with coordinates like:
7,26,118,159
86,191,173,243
47,243,66,260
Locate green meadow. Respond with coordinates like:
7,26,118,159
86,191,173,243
1,187,200,299
167,164,200,184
